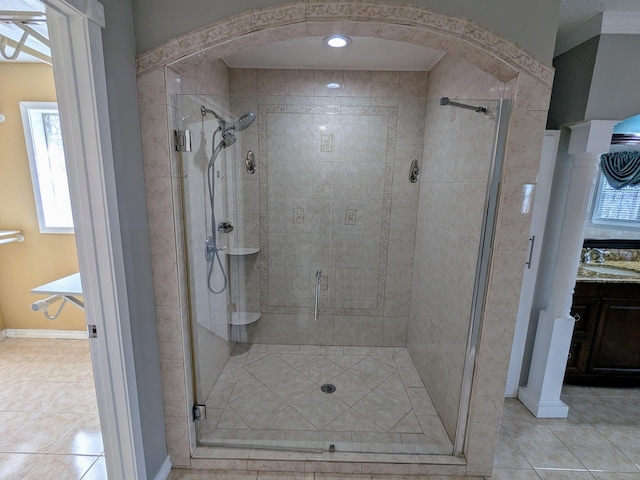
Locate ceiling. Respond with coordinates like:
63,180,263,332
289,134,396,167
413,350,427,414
223,36,446,71
2,0,640,66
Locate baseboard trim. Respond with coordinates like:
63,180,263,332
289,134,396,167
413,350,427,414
2,329,87,340
154,456,172,480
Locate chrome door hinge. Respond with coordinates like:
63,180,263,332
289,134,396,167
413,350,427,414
88,324,98,338
193,404,206,422
174,130,191,152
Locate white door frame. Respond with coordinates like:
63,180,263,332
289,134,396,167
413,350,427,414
505,130,561,396
44,0,144,477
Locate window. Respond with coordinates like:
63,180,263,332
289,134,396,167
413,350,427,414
591,171,640,228
20,101,74,233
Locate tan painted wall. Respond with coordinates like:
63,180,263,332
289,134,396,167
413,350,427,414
0,63,84,331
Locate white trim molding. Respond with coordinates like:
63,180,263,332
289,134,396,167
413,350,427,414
3,329,87,339
555,11,640,57
518,120,618,418
44,1,147,478
154,457,172,480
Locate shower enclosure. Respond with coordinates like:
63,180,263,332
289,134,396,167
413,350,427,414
176,78,509,457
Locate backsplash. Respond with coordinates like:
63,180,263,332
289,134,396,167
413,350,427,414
580,248,640,262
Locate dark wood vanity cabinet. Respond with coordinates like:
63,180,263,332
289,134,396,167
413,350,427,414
565,281,640,386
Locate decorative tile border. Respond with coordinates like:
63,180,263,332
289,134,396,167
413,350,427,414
257,102,396,317
135,0,553,87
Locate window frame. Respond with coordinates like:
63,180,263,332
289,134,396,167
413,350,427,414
20,101,74,234
591,170,640,230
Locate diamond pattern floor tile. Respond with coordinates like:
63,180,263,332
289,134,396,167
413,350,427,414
200,343,453,454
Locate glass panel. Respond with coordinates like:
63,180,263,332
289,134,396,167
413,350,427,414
178,92,503,457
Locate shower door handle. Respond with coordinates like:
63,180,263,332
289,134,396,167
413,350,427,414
314,270,322,322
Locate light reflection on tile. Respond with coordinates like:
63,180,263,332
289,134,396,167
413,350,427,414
0,338,105,479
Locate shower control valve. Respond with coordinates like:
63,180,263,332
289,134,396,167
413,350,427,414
218,221,234,233
205,236,227,262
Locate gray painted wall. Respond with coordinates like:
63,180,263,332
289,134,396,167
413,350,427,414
546,36,599,129
100,0,168,476
130,0,560,63
585,35,640,122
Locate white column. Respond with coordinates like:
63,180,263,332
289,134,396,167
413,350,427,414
518,120,617,418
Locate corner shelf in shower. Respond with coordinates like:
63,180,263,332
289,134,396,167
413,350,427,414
226,247,260,256
229,312,261,326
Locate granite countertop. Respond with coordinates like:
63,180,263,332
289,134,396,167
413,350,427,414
577,260,640,283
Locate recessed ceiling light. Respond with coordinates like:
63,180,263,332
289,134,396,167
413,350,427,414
323,35,352,48
326,83,341,89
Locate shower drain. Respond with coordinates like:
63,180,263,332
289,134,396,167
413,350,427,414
320,383,336,394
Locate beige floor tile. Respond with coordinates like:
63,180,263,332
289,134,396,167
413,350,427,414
21,454,98,480
244,355,292,384
501,398,547,427
390,411,422,434
0,412,35,440
49,414,104,455
377,373,411,405
324,409,384,433
265,370,317,403
49,384,98,414
406,387,437,416
257,406,316,431
258,472,311,479
597,428,640,463
330,371,375,406
551,427,639,473
0,380,66,412
296,357,344,385
494,427,531,469
348,357,396,388
0,452,43,479
81,456,107,480
229,371,263,403
504,425,585,470
593,473,640,480
563,396,635,429
290,389,349,429
0,412,83,453
534,469,596,479
490,467,540,479
229,386,287,429
416,416,452,446
353,388,410,431
396,365,423,388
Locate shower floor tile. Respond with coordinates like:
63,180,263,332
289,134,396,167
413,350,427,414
198,344,453,455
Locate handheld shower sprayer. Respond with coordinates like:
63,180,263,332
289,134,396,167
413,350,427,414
199,105,256,294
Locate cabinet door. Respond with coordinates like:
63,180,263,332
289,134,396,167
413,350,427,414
589,297,640,376
567,296,599,375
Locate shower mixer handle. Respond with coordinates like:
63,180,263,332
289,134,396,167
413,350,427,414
218,222,234,233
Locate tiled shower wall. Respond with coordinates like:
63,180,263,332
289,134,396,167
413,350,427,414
137,58,237,466
137,11,554,472
228,68,427,347
409,55,506,439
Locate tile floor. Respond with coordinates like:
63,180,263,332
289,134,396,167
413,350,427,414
6,339,640,479
0,337,105,480
197,343,453,455
494,385,640,479
180,383,640,479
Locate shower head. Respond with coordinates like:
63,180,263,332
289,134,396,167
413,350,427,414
201,105,256,133
228,112,256,132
